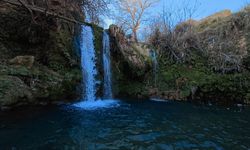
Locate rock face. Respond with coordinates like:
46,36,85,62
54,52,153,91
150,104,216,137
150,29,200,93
0,75,33,106
0,0,83,109
109,25,148,70
108,25,152,98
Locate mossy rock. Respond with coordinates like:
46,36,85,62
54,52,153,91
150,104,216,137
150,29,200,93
147,61,250,104
91,24,104,97
0,64,81,108
0,75,33,106
245,93,250,104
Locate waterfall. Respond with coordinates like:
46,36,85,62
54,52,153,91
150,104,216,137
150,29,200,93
150,50,158,87
73,26,119,110
80,25,97,101
102,31,113,99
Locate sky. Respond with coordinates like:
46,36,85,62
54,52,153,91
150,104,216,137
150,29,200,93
156,0,249,20
104,0,249,28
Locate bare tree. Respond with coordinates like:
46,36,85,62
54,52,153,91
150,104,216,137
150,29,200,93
147,0,201,63
147,0,249,73
115,0,158,42
80,0,110,24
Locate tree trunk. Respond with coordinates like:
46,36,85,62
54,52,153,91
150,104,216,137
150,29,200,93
133,29,138,43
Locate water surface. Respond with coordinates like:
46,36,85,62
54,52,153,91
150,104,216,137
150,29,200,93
0,100,250,150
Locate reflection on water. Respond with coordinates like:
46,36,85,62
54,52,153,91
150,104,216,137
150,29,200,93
0,100,250,150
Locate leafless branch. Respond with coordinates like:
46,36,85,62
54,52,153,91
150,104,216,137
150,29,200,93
114,0,159,42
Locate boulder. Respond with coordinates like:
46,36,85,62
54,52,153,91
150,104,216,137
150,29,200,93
0,75,33,107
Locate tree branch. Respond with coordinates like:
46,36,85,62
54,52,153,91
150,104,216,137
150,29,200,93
17,0,37,23
2,0,86,25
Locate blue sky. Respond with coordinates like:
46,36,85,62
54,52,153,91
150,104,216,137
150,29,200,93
155,0,249,20
104,0,249,28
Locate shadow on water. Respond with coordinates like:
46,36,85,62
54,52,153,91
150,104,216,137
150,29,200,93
0,100,250,150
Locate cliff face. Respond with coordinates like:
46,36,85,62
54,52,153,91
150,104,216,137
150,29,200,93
0,0,84,109
148,9,250,105
108,25,152,98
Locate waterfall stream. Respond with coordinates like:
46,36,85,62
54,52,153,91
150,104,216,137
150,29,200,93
150,50,158,87
80,25,97,101
103,31,113,99
73,26,118,110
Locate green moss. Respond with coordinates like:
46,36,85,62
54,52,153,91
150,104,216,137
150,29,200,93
118,81,148,98
0,75,32,106
147,59,250,104
246,93,250,104
47,30,76,71
91,24,104,52
0,3,84,108
0,63,81,106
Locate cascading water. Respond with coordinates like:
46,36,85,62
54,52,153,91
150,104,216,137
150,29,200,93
149,49,162,101
73,26,119,110
80,25,97,101
150,50,158,88
102,31,113,99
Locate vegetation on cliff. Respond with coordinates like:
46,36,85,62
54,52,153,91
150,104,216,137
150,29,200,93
0,0,85,109
144,7,250,105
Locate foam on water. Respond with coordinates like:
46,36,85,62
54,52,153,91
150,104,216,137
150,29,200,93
73,99,120,110
150,98,169,102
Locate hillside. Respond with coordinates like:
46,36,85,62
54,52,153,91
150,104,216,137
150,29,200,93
139,8,250,105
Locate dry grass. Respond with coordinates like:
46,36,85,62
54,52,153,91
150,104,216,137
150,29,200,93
148,7,250,73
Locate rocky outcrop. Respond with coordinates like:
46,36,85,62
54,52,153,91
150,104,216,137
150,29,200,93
0,0,83,109
108,25,152,98
109,25,149,70
0,75,33,107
